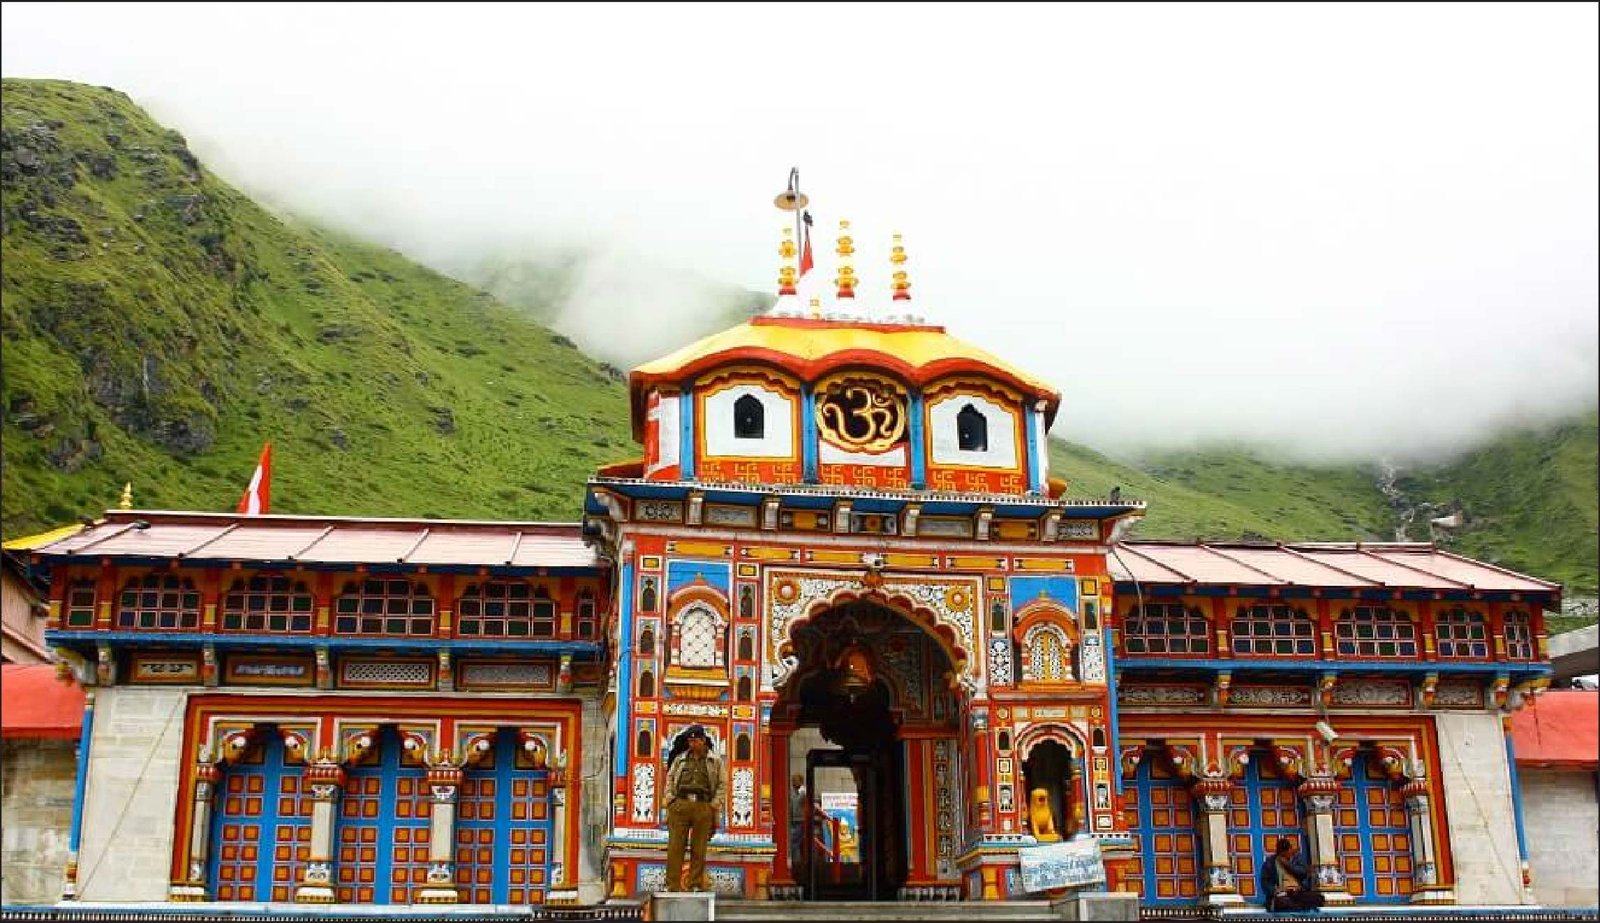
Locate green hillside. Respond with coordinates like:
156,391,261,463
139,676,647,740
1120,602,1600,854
1053,441,1393,544
2,78,632,534
1395,411,1599,598
2,79,1593,618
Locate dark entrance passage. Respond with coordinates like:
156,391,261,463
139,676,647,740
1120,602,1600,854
784,602,916,902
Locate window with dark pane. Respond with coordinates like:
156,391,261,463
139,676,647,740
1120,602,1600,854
957,404,988,452
116,573,200,630
1434,607,1490,659
737,674,754,700
640,578,658,613
736,631,754,662
1503,609,1535,660
1123,603,1210,655
222,575,314,633
735,734,752,761
456,580,557,638
1229,603,1315,657
638,623,656,656
65,579,96,628
990,600,1008,633
575,588,597,639
1335,606,1418,658
335,579,435,636
733,394,765,439
638,669,656,699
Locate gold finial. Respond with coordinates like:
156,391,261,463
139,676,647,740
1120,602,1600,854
835,219,856,299
778,227,798,295
118,483,133,510
890,233,911,301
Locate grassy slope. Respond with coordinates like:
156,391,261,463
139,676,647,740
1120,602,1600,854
2,78,630,535
1051,440,1393,543
1396,410,1599,596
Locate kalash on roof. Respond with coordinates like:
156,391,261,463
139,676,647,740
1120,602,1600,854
628,194,1060,445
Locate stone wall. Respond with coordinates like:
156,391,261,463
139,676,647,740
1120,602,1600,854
74,686,186,901
1434,712,1531,905
578,696,615,904
1,738,76,904
1520,768,1599,908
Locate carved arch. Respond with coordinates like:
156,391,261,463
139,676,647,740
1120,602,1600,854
778,585,970,687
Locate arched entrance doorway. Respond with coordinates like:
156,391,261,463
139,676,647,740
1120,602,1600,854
770,599,963,901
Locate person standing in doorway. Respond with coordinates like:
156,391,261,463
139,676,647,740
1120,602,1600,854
788,773,807,871
664,725,725,891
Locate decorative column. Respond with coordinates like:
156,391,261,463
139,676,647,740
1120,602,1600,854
170,760,221,900
549,753,571,896
768,716,799,899
1297,775,1352,904
294,760,345,903
1404,777,1449,903
417,763,462,903
1191,775,1241,904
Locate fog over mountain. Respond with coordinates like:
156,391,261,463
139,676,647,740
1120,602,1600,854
4,2,1595,463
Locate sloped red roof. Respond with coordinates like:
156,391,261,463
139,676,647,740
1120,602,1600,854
1,664,85,739
26,510,601,570
1109,541,1561,595
1511,690,1599,770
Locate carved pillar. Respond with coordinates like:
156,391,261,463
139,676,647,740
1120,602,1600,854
294,761,345,903
1191,776,1241,904
417,764,462,903
1297,776,1352,904
768,718,798,898
1403,778,1443,902
170,761,221,900
550,774,569,891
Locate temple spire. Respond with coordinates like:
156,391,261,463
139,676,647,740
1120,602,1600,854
890,233,911,302
777,227,798,297
118,482,133,510
835,219,856,301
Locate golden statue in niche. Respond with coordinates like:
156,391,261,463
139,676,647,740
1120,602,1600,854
1029,787,1061,843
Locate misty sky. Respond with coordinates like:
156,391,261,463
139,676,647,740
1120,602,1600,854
4,2,1596,463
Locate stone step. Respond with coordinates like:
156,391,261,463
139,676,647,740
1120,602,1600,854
714,900,1062,922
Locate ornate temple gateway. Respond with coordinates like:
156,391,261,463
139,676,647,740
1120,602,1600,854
22,208,1563,915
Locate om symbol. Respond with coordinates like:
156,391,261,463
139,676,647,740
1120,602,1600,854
815,380,906,452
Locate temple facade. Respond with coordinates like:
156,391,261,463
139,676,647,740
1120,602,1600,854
22,220,1562,912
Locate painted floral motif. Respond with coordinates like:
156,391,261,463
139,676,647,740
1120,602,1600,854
988,638,1014,686
731,767,754,827
1079,633,1106,683
631,762,656,823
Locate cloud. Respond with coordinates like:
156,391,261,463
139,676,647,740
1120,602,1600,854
4,1,1595,463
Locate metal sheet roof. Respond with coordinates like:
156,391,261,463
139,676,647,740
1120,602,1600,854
1110,542,1561,594
28,511,601,571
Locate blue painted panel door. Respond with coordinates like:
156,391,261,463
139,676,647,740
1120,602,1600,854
1123,757,1202,904
209,728,310,901
336,727,431,903
1226,755,1305,905
455,729,557,904
1334,755,1413,903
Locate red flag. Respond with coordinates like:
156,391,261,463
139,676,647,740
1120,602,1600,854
798,211,815,277
236,442,272,515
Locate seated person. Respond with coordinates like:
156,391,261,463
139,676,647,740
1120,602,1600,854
1259,838,1325,912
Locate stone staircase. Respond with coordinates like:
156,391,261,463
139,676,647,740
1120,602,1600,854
714,900,1063,922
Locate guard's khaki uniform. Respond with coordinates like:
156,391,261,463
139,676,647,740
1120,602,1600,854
663,750,725,891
